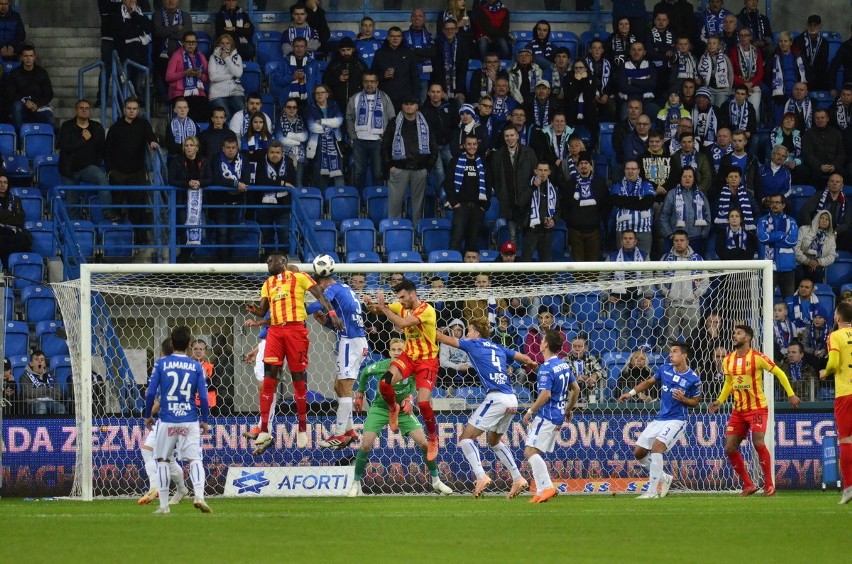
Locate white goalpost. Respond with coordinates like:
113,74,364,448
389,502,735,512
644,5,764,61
53,260,775,500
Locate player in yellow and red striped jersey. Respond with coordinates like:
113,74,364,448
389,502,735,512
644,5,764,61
820,302,852,504
709,325,800,496
363,279,441,462
246,254,342,454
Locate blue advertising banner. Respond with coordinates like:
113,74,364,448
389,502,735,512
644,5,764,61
0,411,839,496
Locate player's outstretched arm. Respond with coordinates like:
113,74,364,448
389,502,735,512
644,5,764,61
436,331,460,348
246,298,270,317
564,381,581,423
617,376,656,402
309,285,344,330
822,348,840,380
513,351,538,370
769,365,800,408
523,389,552,426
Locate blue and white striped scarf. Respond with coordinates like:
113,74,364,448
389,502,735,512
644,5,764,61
784,96,813,129
544,125,572,161
662,247,704,291
613,178,654,232
532,98,550,128
698,51,730,89
454,154,488,202
186,185,202,245
160,8,183,58
182,48,203,96
391,112,430,161
674,185,708,228
714,187,755,230
703,9,728,38
729,100,750,131
774,318,795,351
726,226,747,250
287,55,309,101
762,212,790,261
529,176,557,227
218,152,244,188
772,51,806,97
278,115,307,163
355,91,384,133
287,24,318,46
170,117,197,145
585,56,611,93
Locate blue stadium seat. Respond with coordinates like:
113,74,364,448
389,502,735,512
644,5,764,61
550,219,568,260
588,320,619,355
195,30,212,56
98,220,134,260
789,185,816,218
4,154,30,182
11,187,43,222
36,320,68,358
550,30,579,58
51,356,73,391
580,30,607,55
329,30,356,42
325,185,360,223
814,283,835,314
70,220,96,259
20,123,54,160
571,291,601,323
418,218,451,254
305,250,340,263
340,218,375,253
454,386,486,404
346,250,381,263
811,91,834,110
827,262,852,288
294,186,323,220
598,122,616,158
9,354,28,382
513,386,532,403
311,218,338,254
428,250,462,263
8,252,44,289
33,154,61,193
255,30,283,67
4,321,29,356
479,249,498,262
388,250,422,263
241,62,262,96
231,221,262,260
363,185,389,224
261,93,276,122
264,60,280,78
4,286,12,320
21,286,56,323
379,218,414,253
482,196,499,227
0,123,16,155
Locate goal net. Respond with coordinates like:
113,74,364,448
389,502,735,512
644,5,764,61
52,260,774,499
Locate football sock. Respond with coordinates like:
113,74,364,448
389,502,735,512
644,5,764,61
268,391,279,434
336,397,353,436
636,455,650,473
142,448,157,492
649,453,664,495
354,450,369,481
528,454,551,493
190,459,206,500
459,438,486,480
418,401,437,440
491,442,522,481
420,447,439,480
727,450,754,487
379,379,397,408
169,460,184,491
755,444,773,489
293,380,308,432
259,377,278,433
840,443,852,489
156,461,170,510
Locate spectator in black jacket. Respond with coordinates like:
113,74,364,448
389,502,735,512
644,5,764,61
323,38,367,111
215,0,255,61
421,82,458,190
564,151,609,262
432,18,470,102
168,135,211,262
829,26,852,97
199,107,231,158
252,140,296,252
209,134,250,260
112,0,153,105
58,99,111,220
96,0,121,105
803,109,848,185
793,14,832,92
298,0,331,53
445,133,491,252
0,0,26,61
0,174,29,267
372,27,419,112
6,43,53,132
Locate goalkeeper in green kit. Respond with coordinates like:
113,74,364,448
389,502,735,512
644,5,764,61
348,338,454,497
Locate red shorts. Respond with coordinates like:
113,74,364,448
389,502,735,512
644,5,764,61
264,323,309,372
726,407,769,436
835,395,852,439
391,353,439,391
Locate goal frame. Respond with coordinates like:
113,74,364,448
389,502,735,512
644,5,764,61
75,260,774,501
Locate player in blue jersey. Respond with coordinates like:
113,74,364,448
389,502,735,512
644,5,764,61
308,274,369,449
144,326,212,514
436,317,539,499
522,330,580,503
618,341,702,499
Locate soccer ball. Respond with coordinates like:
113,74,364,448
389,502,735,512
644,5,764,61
312,254,336,277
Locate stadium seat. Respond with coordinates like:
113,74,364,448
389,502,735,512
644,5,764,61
550,30,579,58
379,218,414,254
571,291,601,324
36,320,68,358
810,91,834,110
195,30,212,56
51,355,73,389
255,30,283,67
21,286,56,323
346,250,380,263
231,221,262,261
588,320,619,355
454,386,486,404
789,185,815,218
340,218,375,253
294,186,323,220
326,186,360,223
4,154,30,181
598,122,616,158
8,252,44,289
20,123,55,160
264,60,280,78
311,218,338,254
70,220,96,259
33,154,61,193
4,320,29,356
4,286,12,320
305,250,340,263
98,220,134,260
482,196,500,228
9,354,28,382
479,249,498,262
513,386,532,403
428,250,462,263
388,250,422,263
580,30,607,55
241,62,262,96
826,262,852,288
0,123,16,155
814,283,835,314
329,30,356,42
11,187,43,222
261,93,276,122
418,218,451,254
550,219,568,260
363,185,389,225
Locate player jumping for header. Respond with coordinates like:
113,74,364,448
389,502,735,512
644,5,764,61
820,302,852,504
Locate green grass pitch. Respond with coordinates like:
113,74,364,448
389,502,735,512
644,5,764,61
2,492,850,563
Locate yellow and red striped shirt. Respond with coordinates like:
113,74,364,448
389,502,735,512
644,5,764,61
826,329,852,399
261,270,316,325
719,349,779,412
389,301,437,360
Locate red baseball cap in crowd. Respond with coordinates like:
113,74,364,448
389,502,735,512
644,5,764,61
500,241,517,254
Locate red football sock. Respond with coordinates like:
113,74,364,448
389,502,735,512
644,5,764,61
293,379,308,432
379,380,397,407
418,401,437,440
727,450,755,487
259,377,278,433
840,443,852,489
755,444,773,489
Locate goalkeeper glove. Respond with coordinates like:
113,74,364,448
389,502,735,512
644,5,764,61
354,394,364,413
401,395,414,415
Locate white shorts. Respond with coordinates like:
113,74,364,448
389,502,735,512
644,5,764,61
254,339,266,382
337,337,368,380
154,421,203,461
525,416,560,453
636,419,687,451
143,421,158,449
469,392,518,435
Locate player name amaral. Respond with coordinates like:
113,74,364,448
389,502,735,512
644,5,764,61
162,360,201,372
